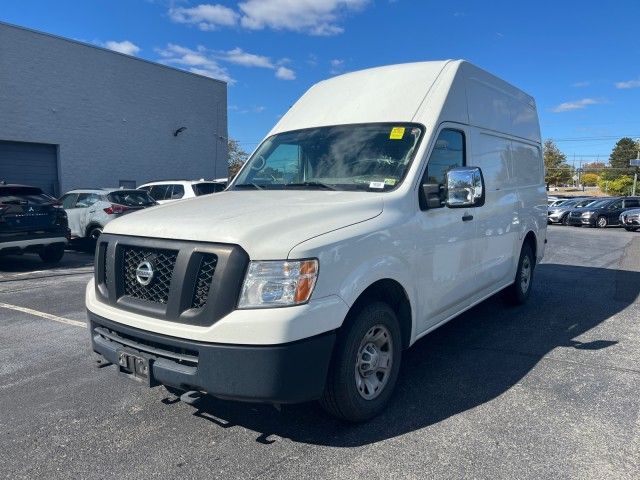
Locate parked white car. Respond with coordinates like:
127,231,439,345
620,208,640,231
138,179,227,204
87,60,546,422
59,188,157,241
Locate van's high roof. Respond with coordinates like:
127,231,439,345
270,60,540,143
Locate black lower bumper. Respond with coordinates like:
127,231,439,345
88,311,336,404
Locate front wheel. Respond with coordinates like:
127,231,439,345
320,302,402,422
503,243,534,305
562,214,570,226
596,216,608,228
39,244,65,264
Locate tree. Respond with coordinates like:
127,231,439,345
582,161,606,172
598,175,634,195
227,138,249,179
603,137,638,180
581,173,599,186
543,139,572,186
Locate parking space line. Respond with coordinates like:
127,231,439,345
0,302,86,328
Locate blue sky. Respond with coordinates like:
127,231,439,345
3,0,640,166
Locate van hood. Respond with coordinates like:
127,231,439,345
103,190,383,259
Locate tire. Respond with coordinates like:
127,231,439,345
596,216,608,228
624,227,639,232
503,242,534,305
320,301,402,422
39,244,65,264
88,226,103,242
561,214,570,226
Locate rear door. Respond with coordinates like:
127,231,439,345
606,199,624,224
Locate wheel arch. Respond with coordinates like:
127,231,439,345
343,278,413,350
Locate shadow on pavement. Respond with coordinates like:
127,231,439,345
175,262,639,446
0,247,94,274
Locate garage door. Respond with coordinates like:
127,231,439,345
0,140,59,195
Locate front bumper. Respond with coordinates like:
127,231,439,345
89,311,336,404
567,216,594,226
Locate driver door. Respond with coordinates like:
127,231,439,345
414,127,479,332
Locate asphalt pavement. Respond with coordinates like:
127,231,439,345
0,227,638,479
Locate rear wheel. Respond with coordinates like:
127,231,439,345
39,244,65,264
320,302,402,422
503,243,534,305
597,216,608,228
89,226,102,241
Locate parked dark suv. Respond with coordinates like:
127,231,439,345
567,197,640,228
0,184,70,263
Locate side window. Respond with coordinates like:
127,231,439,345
624,199,639,208
609,200,623,210
424,129,465,185
60,194,78,209
258,144,301,184
170,184,185,199
149,185,170,201
75,193,95,208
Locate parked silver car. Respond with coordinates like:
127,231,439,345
59,188,157,241
620,208,640,232
547,197,596,225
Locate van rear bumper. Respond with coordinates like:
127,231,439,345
88,311,336,404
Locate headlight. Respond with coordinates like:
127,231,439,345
581,211,594,217
238,259,319,308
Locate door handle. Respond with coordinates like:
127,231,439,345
462,214,474,222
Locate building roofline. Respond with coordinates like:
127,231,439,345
0,20,227,87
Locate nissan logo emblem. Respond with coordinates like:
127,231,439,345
135,261,154,286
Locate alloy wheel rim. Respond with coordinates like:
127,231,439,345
598,217,607,227
354,324,393,400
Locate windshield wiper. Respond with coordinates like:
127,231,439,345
284,181,337,191
233,183,264,190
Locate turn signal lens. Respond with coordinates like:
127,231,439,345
238,259,319,309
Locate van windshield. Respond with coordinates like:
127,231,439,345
232,123,424,191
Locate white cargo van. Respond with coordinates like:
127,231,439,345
87,60,546,422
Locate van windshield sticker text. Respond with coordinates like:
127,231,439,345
369,181,385,189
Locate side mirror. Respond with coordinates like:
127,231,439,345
445,167,485,208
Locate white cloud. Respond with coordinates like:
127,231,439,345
156,44,234,83
220,47,273,68
615,78,640,89
157,44,295,82
330,58,345,74
169,3,239,31
238,0,369,35
275,66,296,80
571,81,590,88
104,40,140,56
552,98,601,113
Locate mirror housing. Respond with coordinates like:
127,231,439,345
445,167,485,208
420,183,444,209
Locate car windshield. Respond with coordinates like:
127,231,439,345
586,199,612,209
0,187,53,205
231,123,424,192
575,199,597,207
108,190,156,206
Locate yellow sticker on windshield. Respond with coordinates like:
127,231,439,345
384,178,397,186
389,127,405,140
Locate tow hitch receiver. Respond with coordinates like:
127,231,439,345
117,350,157,387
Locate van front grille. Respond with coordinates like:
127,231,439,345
123,247,178,304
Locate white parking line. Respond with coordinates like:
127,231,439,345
0,302,86,328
